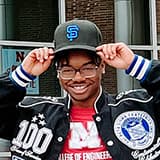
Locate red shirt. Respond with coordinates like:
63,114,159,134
59,106,112,160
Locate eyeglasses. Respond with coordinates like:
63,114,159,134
57,63,99,80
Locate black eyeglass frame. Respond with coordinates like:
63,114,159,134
57,62,99,80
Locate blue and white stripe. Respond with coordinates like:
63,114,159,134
125,55,151,81
11,65,36,87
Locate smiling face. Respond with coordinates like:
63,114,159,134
56,50,105,107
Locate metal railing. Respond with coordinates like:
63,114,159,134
0,40,54,48
0,152,11,158
0,138,11,159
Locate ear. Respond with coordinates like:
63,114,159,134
57,72,59,78
101,62,106,74
102,68,105,74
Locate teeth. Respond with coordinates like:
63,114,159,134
74,86,85,90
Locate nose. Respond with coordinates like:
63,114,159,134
72,71,85,81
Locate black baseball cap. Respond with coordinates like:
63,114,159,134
54,19,103,55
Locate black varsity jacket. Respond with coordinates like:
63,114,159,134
0,59,160,160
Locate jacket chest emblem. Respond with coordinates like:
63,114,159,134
114,111,155,150
10,113,53,160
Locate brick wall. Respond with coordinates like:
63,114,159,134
156,0,160,59
157,0,160,34
157,0,160,49
66,0,117,94
14,0,61,96
15,0,58,42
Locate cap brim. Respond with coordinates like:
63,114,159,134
54,45,96,54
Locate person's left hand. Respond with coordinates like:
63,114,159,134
96,42,135,70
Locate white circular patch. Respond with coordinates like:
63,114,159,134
114,111,155,150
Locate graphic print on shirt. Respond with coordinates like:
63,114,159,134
69,121,101,148
10,113,53,160
59,106,112,160
59,121,112,160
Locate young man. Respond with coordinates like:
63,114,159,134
0,19,160,160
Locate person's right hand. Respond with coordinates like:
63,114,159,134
21,47,54,76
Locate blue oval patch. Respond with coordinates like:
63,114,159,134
114,111,155,150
